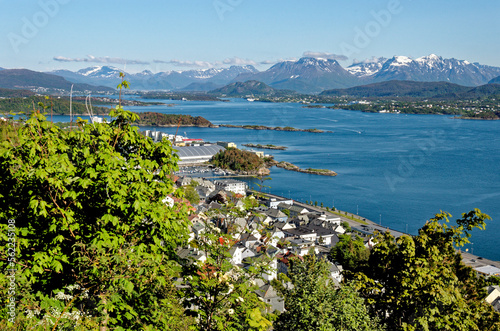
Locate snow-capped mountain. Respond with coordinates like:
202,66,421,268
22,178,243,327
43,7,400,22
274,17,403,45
369,54,500,86
45,54,500,93
232,57,360,93
77,66,122,78
346,57,388,78
50,65,258,90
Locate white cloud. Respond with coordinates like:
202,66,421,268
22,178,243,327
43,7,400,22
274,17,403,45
53,55,149,65
302,51,348,61
153,59,219,68
153,57,257,68
222,57,257,66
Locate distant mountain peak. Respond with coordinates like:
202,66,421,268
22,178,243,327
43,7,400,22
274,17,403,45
77,66,121,78
388,56,413,66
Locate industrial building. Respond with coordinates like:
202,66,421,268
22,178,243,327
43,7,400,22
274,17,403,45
175,145,226,165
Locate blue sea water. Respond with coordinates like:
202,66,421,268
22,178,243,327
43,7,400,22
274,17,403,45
54,98,500,260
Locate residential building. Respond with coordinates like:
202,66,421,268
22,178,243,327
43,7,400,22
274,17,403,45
264,208,288,223
268,199,294,209
214,179,248,196
256,283,284,313
485,285,500,312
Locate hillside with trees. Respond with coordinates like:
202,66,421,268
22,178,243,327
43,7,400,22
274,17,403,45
209,80,295,97
210,148,265,173
0,96,110,115
135,112,214,127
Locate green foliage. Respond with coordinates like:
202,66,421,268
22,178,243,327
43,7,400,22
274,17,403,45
341,221,351,232
272,254,382,331
211,148,264,172
329,234,369,271
0,108,192,329
184,185,200,205
0,119,20,144
181,223,273,331
349,209,500,331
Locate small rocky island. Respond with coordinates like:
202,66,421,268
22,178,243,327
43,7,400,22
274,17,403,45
269,160,337,176
220,124,324,133
242,143,287,150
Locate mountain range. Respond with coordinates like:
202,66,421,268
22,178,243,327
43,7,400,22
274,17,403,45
0,69,113,93
347,55,500,87
231,55,500,93
1,54,500,94
51,65,259,91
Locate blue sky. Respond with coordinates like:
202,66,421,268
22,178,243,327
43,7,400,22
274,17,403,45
1,0,499,73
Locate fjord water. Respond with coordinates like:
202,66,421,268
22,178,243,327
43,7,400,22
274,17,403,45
78,98,500,260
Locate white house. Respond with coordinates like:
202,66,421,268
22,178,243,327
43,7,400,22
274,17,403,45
213,179,248,196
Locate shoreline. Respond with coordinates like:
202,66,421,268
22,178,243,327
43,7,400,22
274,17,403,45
256,191,500,269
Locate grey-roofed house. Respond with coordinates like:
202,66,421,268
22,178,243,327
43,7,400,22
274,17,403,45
328,262,343,285
303,224,338,247
240,233,260,249
256,284,284,313
268,199,294,209
485,285,500,312
308,213,342,228
283,226,317,242
196,186,213,201
176,176,194,187
177,247,206,265
286,238,316,256
191,221,206,239
278,204,310,217
264,208,288,223
352,224,405,238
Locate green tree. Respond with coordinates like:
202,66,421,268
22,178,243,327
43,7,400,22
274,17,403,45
0,109,192,330
184,185,200,205
272,254,382,331
341,221,351,233
349,209,500,331
329,234,369,271
211,148,264,173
